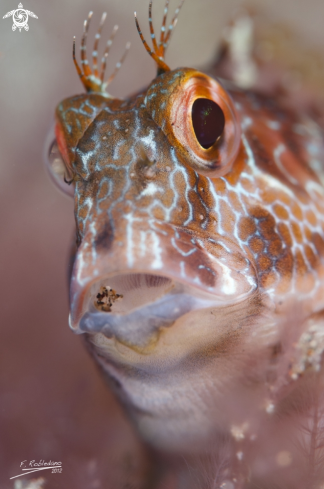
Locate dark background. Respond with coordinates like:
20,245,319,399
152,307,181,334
0,0,323,487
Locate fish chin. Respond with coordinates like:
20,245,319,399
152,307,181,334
67,268,264,451
80,283,266,452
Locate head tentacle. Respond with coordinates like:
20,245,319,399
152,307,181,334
92,11,107,78
103,41,131,90
134,0,185,76
163,0,184,48
73,11,130,95
100,24,119,83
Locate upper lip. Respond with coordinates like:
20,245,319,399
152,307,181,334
69,221,258,340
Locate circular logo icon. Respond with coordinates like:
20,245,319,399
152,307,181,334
13,8,29,31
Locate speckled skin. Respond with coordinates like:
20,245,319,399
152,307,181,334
53,9,324,486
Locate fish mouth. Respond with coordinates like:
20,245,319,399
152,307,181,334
70,272,226,349
69,222,258,350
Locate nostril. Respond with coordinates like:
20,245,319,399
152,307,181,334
90,274,174,315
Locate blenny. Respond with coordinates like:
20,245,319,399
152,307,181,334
47,2,324,487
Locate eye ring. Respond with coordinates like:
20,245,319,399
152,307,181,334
146,69,241,178
170,73,241,177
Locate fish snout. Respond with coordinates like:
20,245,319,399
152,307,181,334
69,220,257,348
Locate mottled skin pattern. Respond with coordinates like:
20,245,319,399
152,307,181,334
52,6,324,488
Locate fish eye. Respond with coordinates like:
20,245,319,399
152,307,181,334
45,134,74,197
191,98,225,149
146,69,241,178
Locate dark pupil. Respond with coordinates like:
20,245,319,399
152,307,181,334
192,98,225,149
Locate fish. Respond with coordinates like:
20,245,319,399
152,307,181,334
47,2,324,487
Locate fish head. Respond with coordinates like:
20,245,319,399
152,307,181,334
54,63,257,338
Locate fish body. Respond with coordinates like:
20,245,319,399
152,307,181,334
51,4,324,486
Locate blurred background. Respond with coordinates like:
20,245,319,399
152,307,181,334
0,0,323,487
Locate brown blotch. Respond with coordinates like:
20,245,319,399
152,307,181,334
313,233,324,258
291,202,303,221
258,214,277,241
249,236,265,255
249,205,270,220
256,254,272,272
291,221,303,244
273,204,289,221
213,178,227,195
305,209,317,227
152,207,166,221
238,217,257,242
276,250,294,279
268,238,283,257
